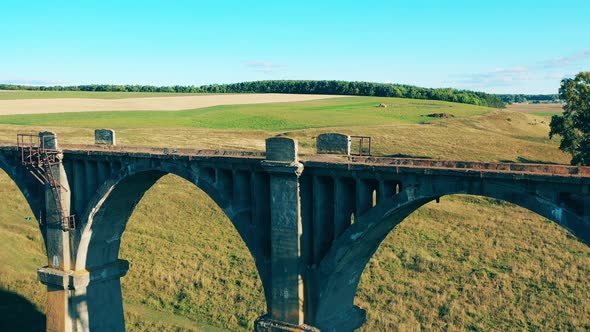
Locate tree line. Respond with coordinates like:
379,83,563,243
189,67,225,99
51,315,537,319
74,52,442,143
0,80,506,108
498,94,561,104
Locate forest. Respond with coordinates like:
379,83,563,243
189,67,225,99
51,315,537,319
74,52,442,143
498,94,561,104
0,80,506,108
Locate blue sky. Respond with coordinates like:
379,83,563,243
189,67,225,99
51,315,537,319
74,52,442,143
1,0,589,94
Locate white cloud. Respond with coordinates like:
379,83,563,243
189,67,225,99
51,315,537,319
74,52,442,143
451,49,590,92
244,60,283,74
455,66,530,87
541,50,590,69
0,77,64,86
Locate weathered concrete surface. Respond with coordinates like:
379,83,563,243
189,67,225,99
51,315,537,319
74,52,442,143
1,132,589,332
266,136,299,162
265,162,304,325
46,287,68,332
262,136,307,327
40,131,59,150
38,260,129,332
316,133,350,155
94,129,116,146
40,132,73,332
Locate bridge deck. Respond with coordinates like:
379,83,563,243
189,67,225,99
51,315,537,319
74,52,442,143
1,143,589,179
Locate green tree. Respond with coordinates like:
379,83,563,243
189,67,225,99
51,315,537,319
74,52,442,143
549,72,590,165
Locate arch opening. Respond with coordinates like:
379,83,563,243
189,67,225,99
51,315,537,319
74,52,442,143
77,166,267,331
0,168,47,331
350,194,590,331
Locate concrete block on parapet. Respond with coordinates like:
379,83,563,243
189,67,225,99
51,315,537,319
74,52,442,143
316,133,351,155
39,131,58,150
95,129,116,146
266,136,299,162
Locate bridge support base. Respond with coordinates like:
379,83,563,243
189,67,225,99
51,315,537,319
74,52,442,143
255,315,319,332
38,260,129,332
314,305,367,332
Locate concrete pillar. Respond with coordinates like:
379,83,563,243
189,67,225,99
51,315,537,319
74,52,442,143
313,176,334,263
72,160,85,217
216,168,234,203
94,129,116,146
39,131,73,332
258,137,318,332
234,170,251,208
38,260,129,332
251,172,271,229
355,179,374,216
96,161,109,186
334,177,355,237
84,160,97,205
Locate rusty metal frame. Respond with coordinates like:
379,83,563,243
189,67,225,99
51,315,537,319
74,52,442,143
350,135,372,156
16,133,75,231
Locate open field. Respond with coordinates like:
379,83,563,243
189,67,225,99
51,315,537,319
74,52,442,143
0,101,568,163
0,96,487,129
0,93,345,115
507,103,564,116
0,95,588,331
0,90,204,100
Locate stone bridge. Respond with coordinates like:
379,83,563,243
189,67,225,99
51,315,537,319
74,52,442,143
0,132,589,332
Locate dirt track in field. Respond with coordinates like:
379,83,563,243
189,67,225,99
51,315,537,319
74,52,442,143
0,93,344,115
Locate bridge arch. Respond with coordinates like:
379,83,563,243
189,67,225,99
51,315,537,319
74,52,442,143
74,160,269,330
0,152,45,246
0,159,48,331
312,177,590,329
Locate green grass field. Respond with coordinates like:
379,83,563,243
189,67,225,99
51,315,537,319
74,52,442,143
0,97,491,130
0,94,588,331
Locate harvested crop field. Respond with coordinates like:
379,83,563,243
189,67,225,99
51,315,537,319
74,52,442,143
0,93,344,115
507,103,564,115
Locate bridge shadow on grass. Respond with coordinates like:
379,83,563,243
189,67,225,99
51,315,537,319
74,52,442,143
0,288,45,332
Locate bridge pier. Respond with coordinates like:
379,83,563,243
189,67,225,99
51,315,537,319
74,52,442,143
38,132,74,332
257,137,318,332
38,260,129,332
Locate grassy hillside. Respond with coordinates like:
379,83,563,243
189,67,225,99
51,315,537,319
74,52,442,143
0,108,569,164
0,97,588,331
0,97,491,130
0,178,47,331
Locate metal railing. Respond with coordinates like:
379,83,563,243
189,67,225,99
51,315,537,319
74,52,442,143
350,136,372,156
